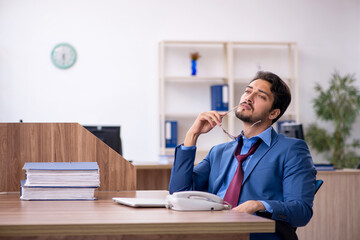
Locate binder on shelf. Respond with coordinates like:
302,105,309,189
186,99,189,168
211,84,229,111
165,120,178,148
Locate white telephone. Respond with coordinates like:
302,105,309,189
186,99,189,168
166,191,232,211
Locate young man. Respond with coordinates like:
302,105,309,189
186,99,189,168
169,71,317,240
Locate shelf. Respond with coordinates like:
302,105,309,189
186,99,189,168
164,110,231,119
164,113,198,119
232,41,296,46
163,40,226,45
159,40,299,163
165,76,227,83
162,40,296,46
233,77,292,83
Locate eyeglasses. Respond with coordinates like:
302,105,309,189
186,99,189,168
220,105,240,141
219,105,262,140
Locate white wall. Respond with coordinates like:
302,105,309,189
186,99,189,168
0,0,359,162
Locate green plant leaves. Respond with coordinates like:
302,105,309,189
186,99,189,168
305,123,331,152
306,71,360,168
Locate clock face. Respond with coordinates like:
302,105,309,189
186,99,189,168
51,43,77,69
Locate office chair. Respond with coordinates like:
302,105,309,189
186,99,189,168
258,179,324,240
314,179,323,194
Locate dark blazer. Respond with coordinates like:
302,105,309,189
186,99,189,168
169,128,317,228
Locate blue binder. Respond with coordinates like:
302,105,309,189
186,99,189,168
165,121,178,148
211,84,229,111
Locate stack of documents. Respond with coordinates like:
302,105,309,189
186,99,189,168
21,162,100,200
314,164,335,171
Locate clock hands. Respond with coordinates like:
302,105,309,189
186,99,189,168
51,43,76,69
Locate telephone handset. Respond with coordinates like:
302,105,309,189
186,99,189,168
166,191,232,211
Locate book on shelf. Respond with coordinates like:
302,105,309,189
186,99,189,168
165,120,178,148
21,162,100,201
211,84,229,111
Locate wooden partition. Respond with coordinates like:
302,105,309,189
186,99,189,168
0,123,136,192
134,162,172,190
297,170,360,240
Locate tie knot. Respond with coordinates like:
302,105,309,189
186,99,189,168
234,138,263,163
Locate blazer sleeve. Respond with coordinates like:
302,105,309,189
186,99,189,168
168,145,212,194
266,139,317,227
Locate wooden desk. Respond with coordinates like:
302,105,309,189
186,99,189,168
134,164,360,239
0,191,274,240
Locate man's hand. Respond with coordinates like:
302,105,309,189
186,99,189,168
232,200,265,214
184,111,225,146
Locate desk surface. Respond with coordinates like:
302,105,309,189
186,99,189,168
0,191,274,237
133,162,173,169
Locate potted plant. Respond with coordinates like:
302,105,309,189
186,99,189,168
305,71,360,168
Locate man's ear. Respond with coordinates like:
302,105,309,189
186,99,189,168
269,109,280,120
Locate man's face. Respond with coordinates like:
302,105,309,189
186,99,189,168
236,79,277,124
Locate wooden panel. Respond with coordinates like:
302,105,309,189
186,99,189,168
134,162,172,190
297,170,360,240
136,169,172,190
0,123,136,192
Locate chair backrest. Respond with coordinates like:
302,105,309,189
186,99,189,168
315,179,324,194
273,179,324,240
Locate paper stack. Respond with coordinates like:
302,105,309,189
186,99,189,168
20,162,100,200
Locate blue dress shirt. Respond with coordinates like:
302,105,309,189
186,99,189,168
181,126,273,213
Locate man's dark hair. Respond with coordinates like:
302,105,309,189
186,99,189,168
251,71,291,124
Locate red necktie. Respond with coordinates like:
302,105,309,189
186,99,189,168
223,138,263,208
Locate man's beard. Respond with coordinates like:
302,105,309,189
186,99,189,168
236,102,255,123
235,111,253,123
235,109,268,124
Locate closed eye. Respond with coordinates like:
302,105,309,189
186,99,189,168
258,94,267,100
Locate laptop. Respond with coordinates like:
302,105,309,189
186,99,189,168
112,197,167,208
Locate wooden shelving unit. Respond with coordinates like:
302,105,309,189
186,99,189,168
159,40,298,163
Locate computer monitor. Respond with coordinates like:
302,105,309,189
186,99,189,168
280,123,304,140
83,126,122,155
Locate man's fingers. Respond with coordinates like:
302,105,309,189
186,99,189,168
200,111,222,127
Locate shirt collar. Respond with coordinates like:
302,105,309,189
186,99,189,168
240,126,272,147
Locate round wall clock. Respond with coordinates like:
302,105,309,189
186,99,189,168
51,43,77,69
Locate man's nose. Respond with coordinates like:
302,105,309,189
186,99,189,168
245,93,255,103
